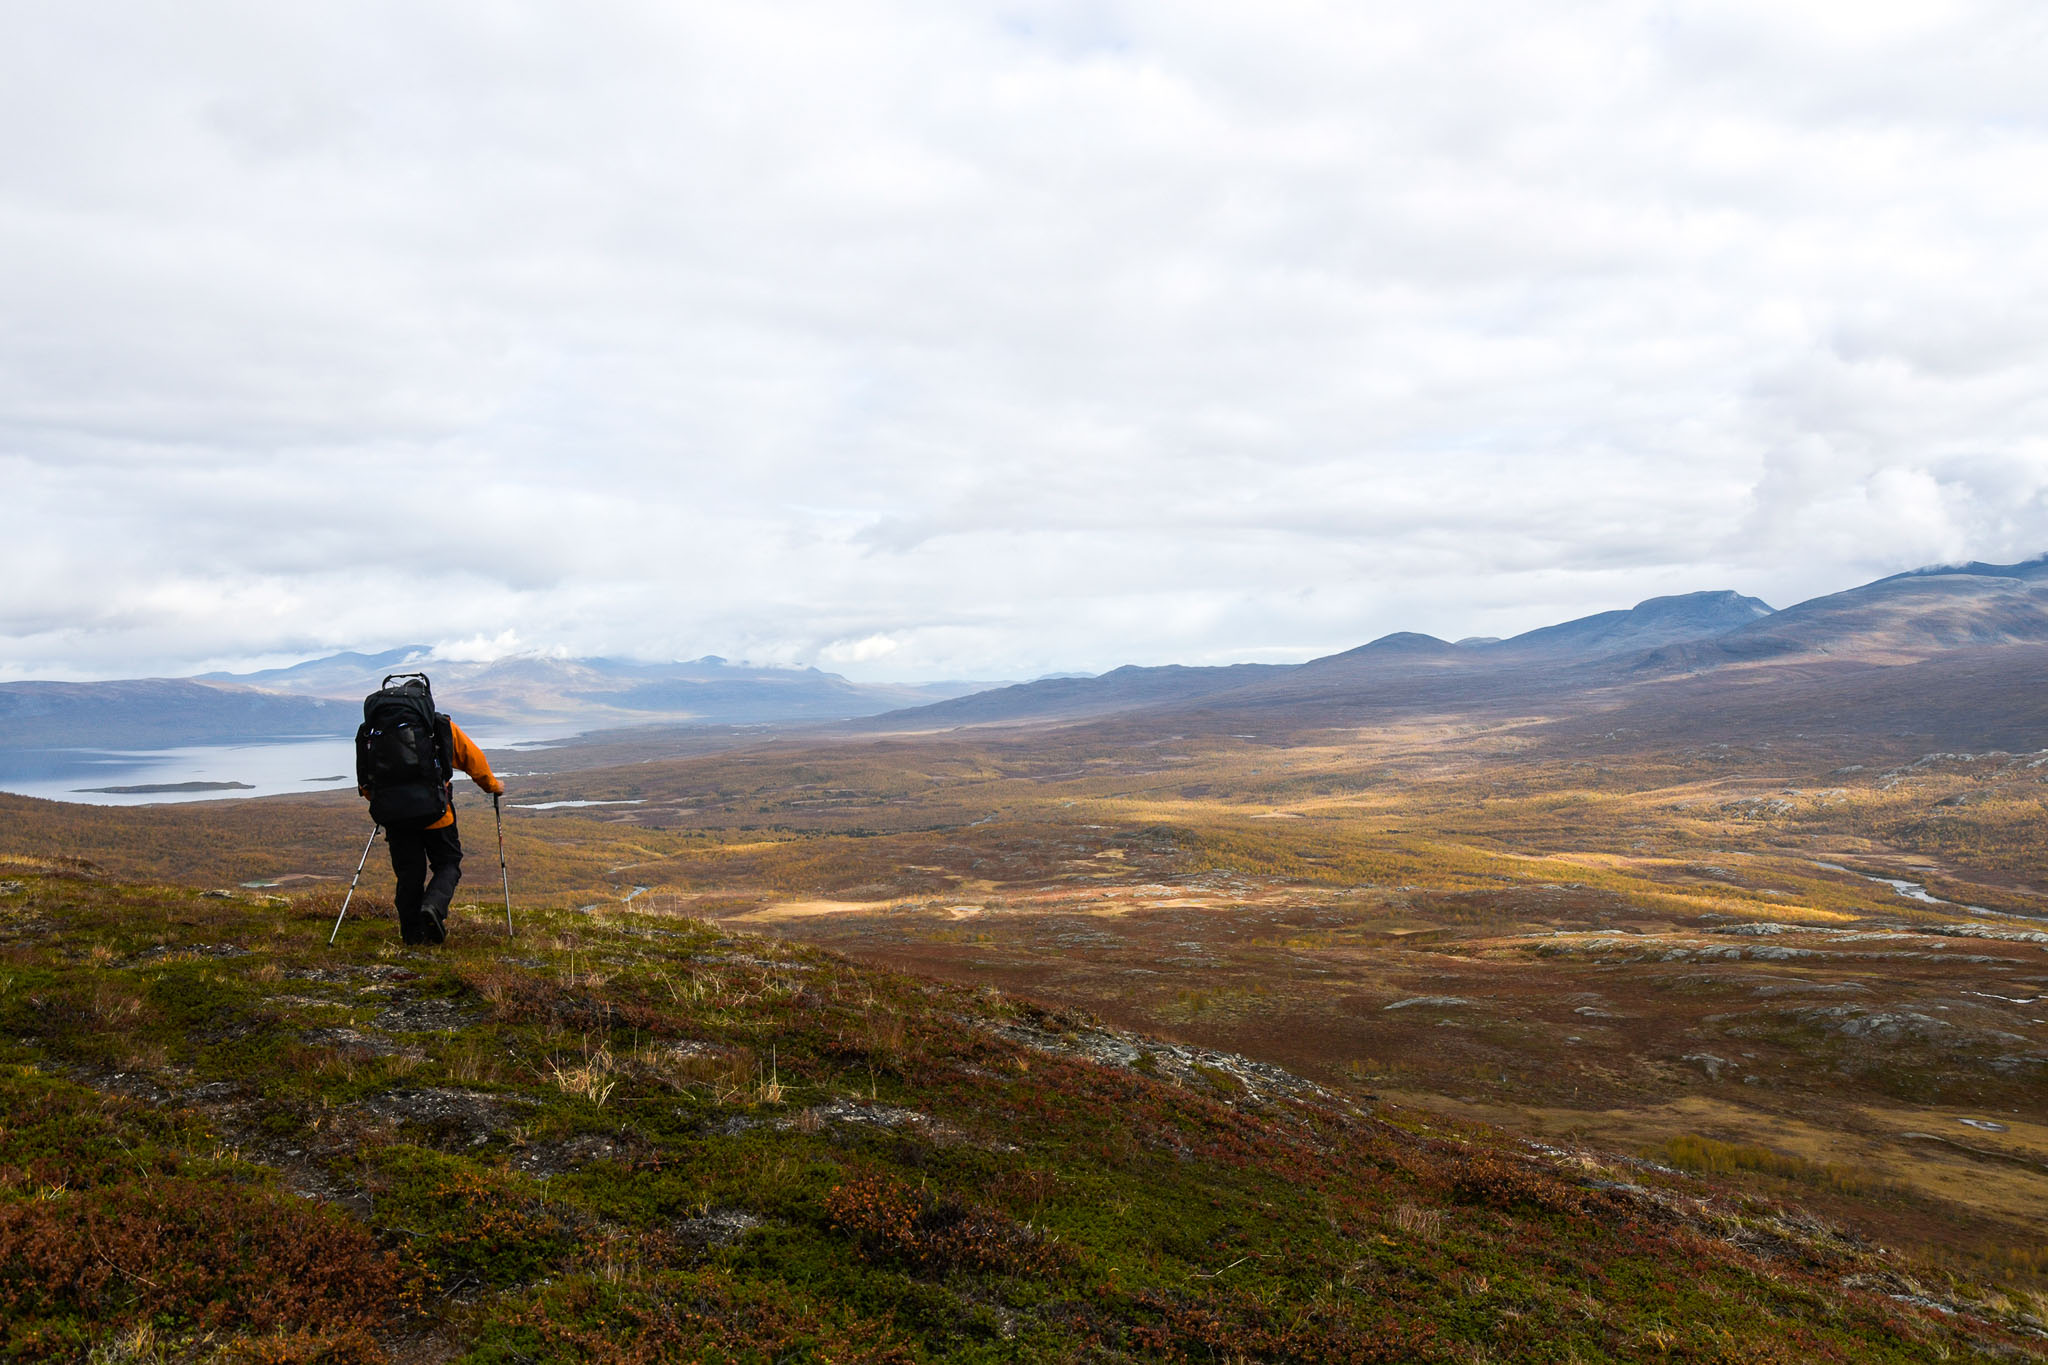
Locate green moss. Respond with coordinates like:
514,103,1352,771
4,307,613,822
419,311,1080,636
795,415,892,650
463,1271,918,1365
365,1146,571,1293
0,1066,228,1194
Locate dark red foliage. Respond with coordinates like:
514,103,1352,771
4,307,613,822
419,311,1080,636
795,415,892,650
0,1175,398,1355
494,1276,916,1365
1443,1149,1598,1215
826,1170,1074,1280
1124,1289,1441,1364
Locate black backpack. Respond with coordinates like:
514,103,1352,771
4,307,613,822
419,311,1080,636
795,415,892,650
355,673,455,827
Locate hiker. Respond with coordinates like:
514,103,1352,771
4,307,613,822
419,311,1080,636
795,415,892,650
354,674,504,945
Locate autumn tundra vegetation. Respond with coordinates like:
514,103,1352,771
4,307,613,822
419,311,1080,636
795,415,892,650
4,563,2048,1359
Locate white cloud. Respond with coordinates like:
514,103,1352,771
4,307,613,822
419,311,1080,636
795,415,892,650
432,630,529,664
3,0,2047,681
821,634,902,664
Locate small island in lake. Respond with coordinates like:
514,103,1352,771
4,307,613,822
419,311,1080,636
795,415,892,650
72,780,256,794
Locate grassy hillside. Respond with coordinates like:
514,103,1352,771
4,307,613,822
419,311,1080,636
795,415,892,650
1,860,2041,1362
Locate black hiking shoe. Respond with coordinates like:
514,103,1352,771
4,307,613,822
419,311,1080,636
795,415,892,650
420,904,448,945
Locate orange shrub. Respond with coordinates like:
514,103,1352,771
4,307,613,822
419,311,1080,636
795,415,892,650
825,1171,1072,1279
0,1176,397,1356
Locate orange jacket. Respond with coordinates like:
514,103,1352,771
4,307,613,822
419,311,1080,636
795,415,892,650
359,718,503,829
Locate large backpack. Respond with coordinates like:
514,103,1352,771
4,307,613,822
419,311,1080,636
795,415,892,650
355,673,455,828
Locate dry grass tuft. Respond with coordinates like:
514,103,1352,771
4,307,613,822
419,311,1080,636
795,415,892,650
546,1039,620,1108
1390,1202,1445,1241
85,1320,162,1365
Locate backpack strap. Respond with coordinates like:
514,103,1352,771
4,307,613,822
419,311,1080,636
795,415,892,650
434,714,455,785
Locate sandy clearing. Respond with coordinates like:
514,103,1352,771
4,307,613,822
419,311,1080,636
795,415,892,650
733,898,903,922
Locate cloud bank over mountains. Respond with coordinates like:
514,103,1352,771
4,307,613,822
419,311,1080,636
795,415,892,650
4,1,2046,681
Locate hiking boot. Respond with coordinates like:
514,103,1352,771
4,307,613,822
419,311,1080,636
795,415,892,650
420,903,448,945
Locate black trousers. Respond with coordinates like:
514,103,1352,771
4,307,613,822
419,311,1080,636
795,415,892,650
387,817,462,944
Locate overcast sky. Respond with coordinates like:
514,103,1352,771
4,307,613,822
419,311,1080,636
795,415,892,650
5,1,2046,682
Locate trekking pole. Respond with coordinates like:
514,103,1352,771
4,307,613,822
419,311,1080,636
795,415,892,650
494,792,514,939
328,824,381,947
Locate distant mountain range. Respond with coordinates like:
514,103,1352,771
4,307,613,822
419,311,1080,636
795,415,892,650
854,586,1784,730
198,648,995,732
5,556,2045,753
0,680,359,752
858,556,2048,748
0,650,994,751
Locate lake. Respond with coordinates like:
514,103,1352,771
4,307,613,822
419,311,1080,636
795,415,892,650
0,733,559,806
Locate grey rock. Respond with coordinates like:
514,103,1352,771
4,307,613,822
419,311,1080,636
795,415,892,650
674,1208,761,1249
372,996,479,1033
356,1087,515,1145
788,1097,935,1130
301,1026,408,1058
